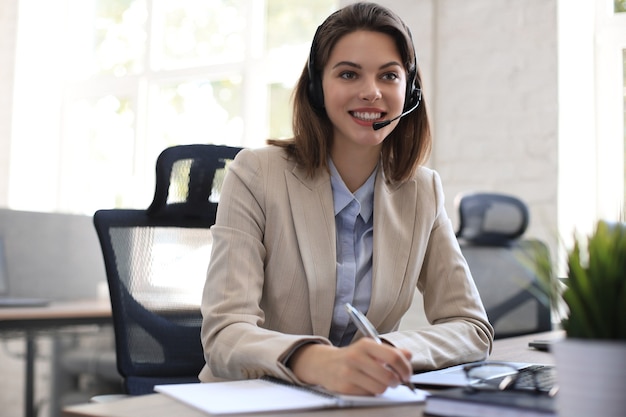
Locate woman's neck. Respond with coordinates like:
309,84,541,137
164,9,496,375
330,146,380,193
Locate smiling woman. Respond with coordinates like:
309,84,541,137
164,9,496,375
201,1,493,398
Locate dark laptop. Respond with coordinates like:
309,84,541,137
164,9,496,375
0,237,49,307
411,361,557,394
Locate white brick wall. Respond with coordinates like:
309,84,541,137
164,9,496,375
434,0,558,251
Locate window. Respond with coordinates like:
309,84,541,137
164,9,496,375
616,0,626,214
595,0,626,219
10,0,336,214
622,47,626,213
557,0,626,270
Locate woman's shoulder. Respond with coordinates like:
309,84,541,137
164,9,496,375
231,145,298,179
413,165,437,178
412,166,446,206
402,165,441,188
394,165,445,203
237,144,293,165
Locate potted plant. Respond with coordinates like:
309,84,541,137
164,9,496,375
545,220,626,417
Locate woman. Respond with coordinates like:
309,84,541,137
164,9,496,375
200,2,494,396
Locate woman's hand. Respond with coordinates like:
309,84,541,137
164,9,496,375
288,338,413,395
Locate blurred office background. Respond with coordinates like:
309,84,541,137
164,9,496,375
0,0,624,416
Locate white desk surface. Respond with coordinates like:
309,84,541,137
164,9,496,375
0,299,111,322
63,330,563,417
0,299,112,333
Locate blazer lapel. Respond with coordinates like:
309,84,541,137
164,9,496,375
285,165,336,337
368,172,417,326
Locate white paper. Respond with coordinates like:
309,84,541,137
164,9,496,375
155,379,426,415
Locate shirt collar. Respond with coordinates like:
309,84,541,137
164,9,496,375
329,158,377,222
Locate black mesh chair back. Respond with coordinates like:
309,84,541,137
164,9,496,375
455,192,552,339
93,144,242,395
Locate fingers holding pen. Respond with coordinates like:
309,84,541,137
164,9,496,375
325,338,409,395
335,338,414,395
288,339,412,396
356,338,413,388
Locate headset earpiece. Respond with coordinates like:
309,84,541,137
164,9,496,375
403,60,421,111
404,70,416,111
307,26,325,111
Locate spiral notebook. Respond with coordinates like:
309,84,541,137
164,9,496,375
155,377,427,415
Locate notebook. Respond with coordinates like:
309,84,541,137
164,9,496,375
0,237,49,307
411,361,556,391
155,377,428,415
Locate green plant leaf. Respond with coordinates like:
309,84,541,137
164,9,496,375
563,221,626,340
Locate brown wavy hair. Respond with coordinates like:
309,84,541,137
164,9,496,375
267,2,431,185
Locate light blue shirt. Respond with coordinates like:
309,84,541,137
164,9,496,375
328,159,376,346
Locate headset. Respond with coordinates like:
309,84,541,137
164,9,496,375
307,24,422,120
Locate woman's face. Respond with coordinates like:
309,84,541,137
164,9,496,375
321,30,407,153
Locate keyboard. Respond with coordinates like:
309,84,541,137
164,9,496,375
510,365,557,394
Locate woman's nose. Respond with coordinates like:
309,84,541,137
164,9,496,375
359,78,382,102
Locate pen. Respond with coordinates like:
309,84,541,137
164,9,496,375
344,303,417,392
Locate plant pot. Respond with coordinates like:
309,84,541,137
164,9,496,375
552,338,626,417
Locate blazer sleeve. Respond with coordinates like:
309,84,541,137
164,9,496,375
382,169,494,370
199,148,330,383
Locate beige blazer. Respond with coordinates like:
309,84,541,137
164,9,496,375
200,146,493,383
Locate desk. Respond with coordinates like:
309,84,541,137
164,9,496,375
62,330,564,417
0,299,112,417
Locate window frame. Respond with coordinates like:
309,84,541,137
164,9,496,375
595,0,626,219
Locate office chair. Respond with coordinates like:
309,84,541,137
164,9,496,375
93,144,242,395
455,192,552,339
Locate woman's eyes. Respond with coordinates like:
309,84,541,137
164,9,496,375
339,71,358,80
338,71,400,81
381,72,400,81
